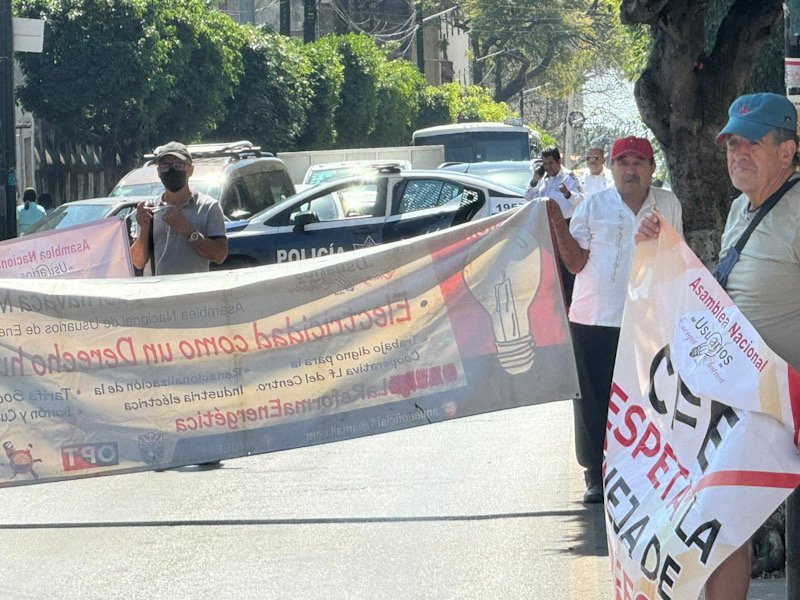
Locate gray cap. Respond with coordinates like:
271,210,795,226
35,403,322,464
155,141,192,162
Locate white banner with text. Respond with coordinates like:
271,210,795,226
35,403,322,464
0,201,578,485
0,220,134,279
605,222,800,599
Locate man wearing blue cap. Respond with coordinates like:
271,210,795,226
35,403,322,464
639,92,800,599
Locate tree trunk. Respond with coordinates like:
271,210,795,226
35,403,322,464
623,0,783,265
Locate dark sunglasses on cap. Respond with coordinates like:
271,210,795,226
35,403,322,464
157,161,189,173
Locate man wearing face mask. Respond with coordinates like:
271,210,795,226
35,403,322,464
131,141,228,276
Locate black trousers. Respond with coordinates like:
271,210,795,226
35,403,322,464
570,322,620,486
555,218,575,308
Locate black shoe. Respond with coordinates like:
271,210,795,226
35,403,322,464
583,483,603,504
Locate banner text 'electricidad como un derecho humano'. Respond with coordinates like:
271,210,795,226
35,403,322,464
0,201,578,485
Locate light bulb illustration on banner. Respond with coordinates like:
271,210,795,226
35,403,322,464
462,226,542,374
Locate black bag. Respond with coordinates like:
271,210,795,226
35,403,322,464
712,177,799,288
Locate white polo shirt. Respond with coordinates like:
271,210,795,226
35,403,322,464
568,185,683,328
526,167,584,218
581,167,613,198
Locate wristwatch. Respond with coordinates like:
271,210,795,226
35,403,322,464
188,231,204,242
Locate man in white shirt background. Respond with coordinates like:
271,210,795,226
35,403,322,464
526,146,585,305
525,146,584,215
545,136,683,503
580,143,614,197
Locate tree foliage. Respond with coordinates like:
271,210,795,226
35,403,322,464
621,0,784,263
329,34,384,148
295,40,344,150
416,83,512,130
147,0,244,143
14,0,158,165
13,0,243,179
426,0,625,103
212,28,310,152
369,58,425,147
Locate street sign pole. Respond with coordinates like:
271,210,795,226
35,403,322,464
0,0,17,240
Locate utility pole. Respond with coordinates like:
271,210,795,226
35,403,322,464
415,2,425,76
785,5,800,597
279,0,290,36
0,0,16,240
303,0,316,43
494,55,502,101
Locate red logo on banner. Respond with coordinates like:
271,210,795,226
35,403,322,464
61,443,119,471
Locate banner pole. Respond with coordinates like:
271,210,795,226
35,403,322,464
786,0,800,595
0,0,17,240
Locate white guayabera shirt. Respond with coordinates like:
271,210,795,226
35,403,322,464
568,185,683,328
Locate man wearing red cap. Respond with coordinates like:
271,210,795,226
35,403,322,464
547,136,683,503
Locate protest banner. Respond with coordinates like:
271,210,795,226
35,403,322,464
605,222,800,599
0,200,578,485
0,220,134,279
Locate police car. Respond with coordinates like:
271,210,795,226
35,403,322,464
217,168,526,269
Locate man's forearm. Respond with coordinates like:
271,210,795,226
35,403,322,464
130,229,150,270
551,218,589,274
190,236,228,265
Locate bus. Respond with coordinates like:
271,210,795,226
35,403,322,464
412,122,539,164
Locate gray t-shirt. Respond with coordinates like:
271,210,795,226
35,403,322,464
720,180,800,369
146,192,226,276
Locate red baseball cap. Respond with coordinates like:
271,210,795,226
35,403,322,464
611,137,654,161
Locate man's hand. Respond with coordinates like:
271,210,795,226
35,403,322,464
545,198,564,222
636,211,662,242
162,205,194,239
558,183,571,199
135,201,154,231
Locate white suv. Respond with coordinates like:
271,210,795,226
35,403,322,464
110,141,296,220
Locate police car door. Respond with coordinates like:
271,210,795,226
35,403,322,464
383,178,485,242
273,179,385,264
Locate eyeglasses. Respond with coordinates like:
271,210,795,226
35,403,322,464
157,161,189,173
586,156,602,161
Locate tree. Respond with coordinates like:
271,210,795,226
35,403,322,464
620,0,784,263
212,28,311,152
329,34,384,148
147,0,245,145
369,58,425,147
427,0,622,103
13,0,244,184
415,83,513,130
295,39,344,150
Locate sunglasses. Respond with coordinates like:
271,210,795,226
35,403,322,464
157,161,189,173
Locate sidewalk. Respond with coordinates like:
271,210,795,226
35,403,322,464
749,577,786,600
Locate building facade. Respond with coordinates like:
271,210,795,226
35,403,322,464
217,0,471,86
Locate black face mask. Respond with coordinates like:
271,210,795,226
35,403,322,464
159,169,188,193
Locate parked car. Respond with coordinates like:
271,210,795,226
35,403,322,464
439,160,533,191
299,159,412,191
215,167,526,269
22,196,151,237
110,141,295,220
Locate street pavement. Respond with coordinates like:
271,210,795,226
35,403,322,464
0,400,788,599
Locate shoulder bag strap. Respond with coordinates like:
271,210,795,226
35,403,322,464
733,176,799,254
712,176,799,287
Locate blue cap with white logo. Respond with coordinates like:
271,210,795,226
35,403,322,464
716,93,798,144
